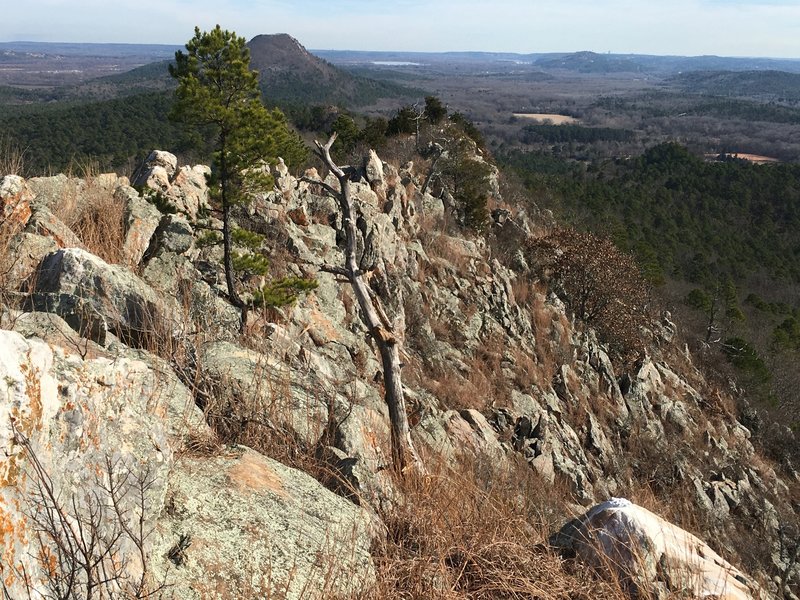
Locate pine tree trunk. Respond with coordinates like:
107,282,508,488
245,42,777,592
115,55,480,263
219,137,247,332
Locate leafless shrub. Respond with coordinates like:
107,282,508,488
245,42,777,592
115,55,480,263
529,228,652,365
3,426,167,600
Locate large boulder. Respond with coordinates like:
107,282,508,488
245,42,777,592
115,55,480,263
118,185,162,266
0,329,200,598
150,449,376,600
551,498,763,600
2,233,57,291
26,174,80,213
0,175,33,228
31,247,178,347
140,251,240,338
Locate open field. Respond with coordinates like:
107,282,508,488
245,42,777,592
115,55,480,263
705,152,781,163
513,113,580,124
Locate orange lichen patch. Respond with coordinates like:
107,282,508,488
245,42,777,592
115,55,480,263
306,300,341,345
0,184,33,228
16,361,44,436
227,451,287,498
0,502,27,586
38,545,58,578
0,453,22,487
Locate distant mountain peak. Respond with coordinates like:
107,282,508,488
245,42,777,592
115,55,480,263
245,33,411,106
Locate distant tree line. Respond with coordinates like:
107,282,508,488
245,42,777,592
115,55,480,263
520,123,634,144
0,91,195,174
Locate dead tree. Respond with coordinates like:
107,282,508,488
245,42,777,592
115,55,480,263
307,133,424,475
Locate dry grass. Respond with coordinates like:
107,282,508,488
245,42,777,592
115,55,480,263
358,456,627,600
0,207,29,321
530,288,573,384
0,136,26,176
193,352,336,484
54,169,127,264
423,233,476,274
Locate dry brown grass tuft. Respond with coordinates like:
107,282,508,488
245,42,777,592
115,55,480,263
0,206,29,320
193,354,339,485
358,456,627,600
54,172,127,264
0,136,26,177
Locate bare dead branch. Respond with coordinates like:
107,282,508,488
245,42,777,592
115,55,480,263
310,135,425,475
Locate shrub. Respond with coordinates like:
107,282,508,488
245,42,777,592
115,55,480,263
722,336,771,386
528,227,651,363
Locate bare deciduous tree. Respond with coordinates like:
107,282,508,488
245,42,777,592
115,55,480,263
305,133,424,475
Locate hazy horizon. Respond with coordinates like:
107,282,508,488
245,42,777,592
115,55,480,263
0,39,798,62
2,1,800,59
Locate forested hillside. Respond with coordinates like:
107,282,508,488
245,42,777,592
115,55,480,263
504,142,800,285
0,91,195,173
502,143,800,454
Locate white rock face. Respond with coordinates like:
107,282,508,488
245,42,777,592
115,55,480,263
132,151,209,221
167,164,210,219
364,149,385,188
143,150,178,179
0,329,197,598
552,499,764,600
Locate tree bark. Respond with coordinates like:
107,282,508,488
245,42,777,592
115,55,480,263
313,133,424,474
219,136,248,333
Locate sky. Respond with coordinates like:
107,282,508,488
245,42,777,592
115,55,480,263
2,0,800,58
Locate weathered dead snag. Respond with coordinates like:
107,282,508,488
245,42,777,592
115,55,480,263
307,133,425,475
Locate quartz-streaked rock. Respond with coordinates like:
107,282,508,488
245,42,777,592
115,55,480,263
551,499,764,600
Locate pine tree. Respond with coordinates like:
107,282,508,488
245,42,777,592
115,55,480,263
169,25,311,330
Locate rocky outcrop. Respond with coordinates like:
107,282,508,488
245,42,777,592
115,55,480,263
133,151,210,220
551,498,764,600
31,247,178,346
132,149,178,191
1,146,797,599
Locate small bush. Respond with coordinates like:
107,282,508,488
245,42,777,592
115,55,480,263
528,227,652,364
